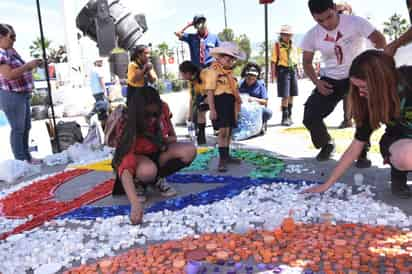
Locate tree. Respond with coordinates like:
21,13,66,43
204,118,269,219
383,13,409,40
48,45,67,63
157,42,170,78
218,28,235,42
236,34,251,61
29,37,52,59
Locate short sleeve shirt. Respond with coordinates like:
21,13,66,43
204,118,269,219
0,48,34,93
189,69,208,98
300,14,375,80
181,32,221,67
203,68,237,96
239,80,268,100
127,62,157,88
90,66,105,95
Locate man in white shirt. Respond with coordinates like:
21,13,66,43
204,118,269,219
301,0,386,165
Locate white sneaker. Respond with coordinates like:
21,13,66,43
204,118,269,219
155,178,177,197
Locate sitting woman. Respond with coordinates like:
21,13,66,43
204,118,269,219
179,60,209,145
112,86,197,224
239,62,272,133
305,50,412,198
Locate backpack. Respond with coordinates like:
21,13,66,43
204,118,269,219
56,121,83,151
104,104,127,148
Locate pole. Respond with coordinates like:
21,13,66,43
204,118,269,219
223,0,228,29
264,3,269,87
36,0,60,152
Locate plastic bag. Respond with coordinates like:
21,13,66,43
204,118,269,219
43,151,69,166
232,97,263,141
0,160,41,183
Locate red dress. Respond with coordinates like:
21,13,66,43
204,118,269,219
117,102,173,177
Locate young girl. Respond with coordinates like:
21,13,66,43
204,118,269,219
305,50,412,198
112,86,196,224
179,61,209,144
126,44,157,103
205,42,245,172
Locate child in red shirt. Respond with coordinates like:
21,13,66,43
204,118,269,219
112,86,196,224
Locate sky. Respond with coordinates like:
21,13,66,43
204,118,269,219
1,0,410,59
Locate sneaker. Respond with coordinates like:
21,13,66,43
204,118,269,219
316,143,335,161
155,178,177,197
355,157,372,168
134,181,147,202
218,158,228,172
281,118,291,126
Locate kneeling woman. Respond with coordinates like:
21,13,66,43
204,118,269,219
305,50,412,198
112,86,197,224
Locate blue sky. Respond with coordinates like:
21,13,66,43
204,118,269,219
2,0,410,59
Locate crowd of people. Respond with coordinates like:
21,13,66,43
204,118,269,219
1,0,412,224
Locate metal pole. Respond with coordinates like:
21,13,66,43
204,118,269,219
264,3,269,87
223,0,228,29
36,0,60,152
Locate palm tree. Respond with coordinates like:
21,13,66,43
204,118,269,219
29,37,52,59
157,42,169,78
383,14,409,40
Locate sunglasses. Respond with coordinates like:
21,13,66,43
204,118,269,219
144,111,160,119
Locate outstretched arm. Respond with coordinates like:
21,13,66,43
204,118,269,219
304,139,366,193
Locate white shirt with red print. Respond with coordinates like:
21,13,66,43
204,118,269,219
300,14,375,80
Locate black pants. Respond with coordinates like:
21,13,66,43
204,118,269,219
303,77,349,149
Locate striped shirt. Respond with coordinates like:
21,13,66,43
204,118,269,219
0,48,34,93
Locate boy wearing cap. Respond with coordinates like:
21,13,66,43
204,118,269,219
175,15,221,68
301,0,386,164
239,62,272,134
205,42,245,172
271,25,299,126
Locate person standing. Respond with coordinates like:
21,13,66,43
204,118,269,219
175,15,221,68
0,24,42,163
126,45,157,103
301,0,386,167
89,58,106,102
239,62,272,133
179,61,209,145
271,25,299,126
206,42,245,172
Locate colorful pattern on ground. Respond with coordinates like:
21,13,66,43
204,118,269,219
58,176,316,220
183,149,285,178
0,169,114,240
281,127,385,154
65,222,412,274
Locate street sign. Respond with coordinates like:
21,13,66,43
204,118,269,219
259,0,274,4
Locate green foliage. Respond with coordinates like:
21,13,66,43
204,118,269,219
29,37,52,59
383,13,410,40
218,28,235,41
29,37,67,63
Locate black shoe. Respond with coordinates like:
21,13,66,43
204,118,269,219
260,122,268,135
391,169,411,199
281,118,291,126
316,143,335,161
288,117,293,125
355,157,372,168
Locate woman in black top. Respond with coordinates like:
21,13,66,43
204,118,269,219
305,50,412,198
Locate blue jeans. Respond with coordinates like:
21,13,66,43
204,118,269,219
262,107,272,123
0,90,32,161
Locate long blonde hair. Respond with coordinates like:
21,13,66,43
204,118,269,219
349,50,400,130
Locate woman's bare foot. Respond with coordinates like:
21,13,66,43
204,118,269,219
130,202,144,225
